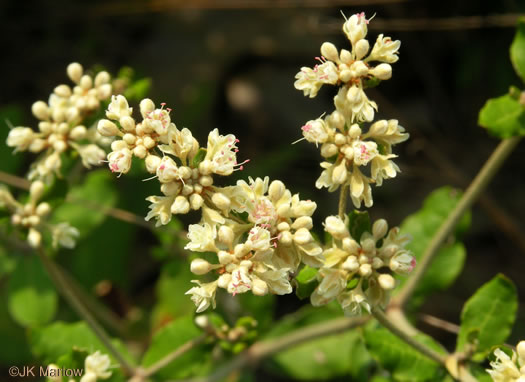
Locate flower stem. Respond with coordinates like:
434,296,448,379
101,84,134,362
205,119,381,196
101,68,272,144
36,248,134,375
177,316,369,382
142,333,207,378
371,307,446,364
392,136,522,308
338,183,349,219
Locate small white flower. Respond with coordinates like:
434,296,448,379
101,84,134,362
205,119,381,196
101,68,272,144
52,223,80,249
186,280,218,313
367,34,401,63
185,223,218,252
83,351,112,380
204,129,240,176
106,95,132,120
107,148,132,175
76,144,106,169
7,127,34,152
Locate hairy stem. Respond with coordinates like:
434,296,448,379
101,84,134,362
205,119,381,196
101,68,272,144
372,307,446,364
392,136,522,307
176,316,369,382
142,333,207,378
36,249,134,375
338,183,349,219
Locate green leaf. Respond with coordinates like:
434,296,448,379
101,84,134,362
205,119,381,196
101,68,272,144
52,170,117,238
265,305,372,381
510,18,525,84
478,94,525,138
294,266,319,300
141,316,210,379
0,287,32,364
456,274,518,359
348,210,371,242
364,322,446,381
191,148,207,168
7,256,57,328
396,187,469,308
0,246,16,277
30,321,134,366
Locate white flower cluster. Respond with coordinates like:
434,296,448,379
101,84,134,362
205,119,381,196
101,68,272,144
46,351,112,382
185,177,323,312
0,181,79,249
294,13,408,208
6,63,111,183
311,215,415,315
488,342,525,382
99,95,249,226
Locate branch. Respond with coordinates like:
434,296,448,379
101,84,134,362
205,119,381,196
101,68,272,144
392,136,522,308
372,307,447,365
175,315,369,382
338,182,348,219
36,248,135,375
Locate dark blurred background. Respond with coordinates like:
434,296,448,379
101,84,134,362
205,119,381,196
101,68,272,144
1,0,525,367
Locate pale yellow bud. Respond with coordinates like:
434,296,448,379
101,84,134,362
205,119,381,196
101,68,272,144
372,257,384,269
218,273,232,289
70,125,87,140
349,124,362,138
342,255,359,271
143,136,156,149
97,119,119,137
346,85,362,104
361,237,376,253
30,181,45,201
212,192,230,210
368,120,388,136
54,84,72,98
199,175,213,187
120,116,136,132
218,250,234,264
329,111,345,130
378,274,395,290
359,263,372,277
145,155,161,173
39,121,52,134
268,180,286,201
218,226,234,246
277,222,290,231
293,228,313,245
171,195,190,214
320,42,339,62
354,39,370,60
79,75,93,90
94,71,110,86
517,341,525,363
340,49,353,64
27,215,40,226
194,315,210,329
27,228,42,248
140,98,155,118
342,237,359,253
291,216,313,230
350,60,369,77
191,258,212,275
122,133,136,145
320,143,338,158
280,230,293,245
198,159,213,175
252,279,269,296
111,140,128,151
332,160,348,185
29,139,46,153
370,63,392,80
36,202,51,217
181,184,194,196
97,84,112,99
334,133,346,145
133,145,147,158
67,62,83,83
31,101,49,120
53,140,67,153
372,219,388,239
189,193,204,210
324,215,348,239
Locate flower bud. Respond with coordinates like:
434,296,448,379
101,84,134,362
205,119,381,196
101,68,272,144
324,216,348,239
107,148,132,174
372,257,384,269
252,279,269,296
269,180,286,201
517,341,525,363
67,62,83,83
118,116,135,132
70,125,87,140
291,216,313,230
79,75,93,90
7,127,34,150
27,228,42,248
212,192,231,211
279,230,293,245
359,263,372,277
97,119,119,137
53,140,67,153
30,180,45,201
157,156,178,183
346,85,362,104
171,195,190,214
361,237,376,253
342,255,359,271
36,202,51,217
354,39,370,60
320,42,339,62
329,111,345,131
378,274,395,290
368,120,388,136
181,184,194,196
334,133,346,145
218,273,232,289
350,60,369,77
218,226,234,246
54,84,72,98
133,144,147,158
390,250,416,275
31,101,49,120
160,182,181,196
46,365,62,382
29,138,46,153
342,237,359,253
122,133,136,146
111,139,128,151
339,49,352,64
94,71,110,86
140,98,155,118
189,193,204,210
370,63,392,80
372,219,388,239
191,258,212,275
349,124,362,139
145,155,161,173
332,160,348,185
194,315,210,329
320,143,338,158
143,136,156,149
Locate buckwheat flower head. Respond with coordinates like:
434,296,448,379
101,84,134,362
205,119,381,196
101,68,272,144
487,342,525,381
80,351,112,382
311,215,414,315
